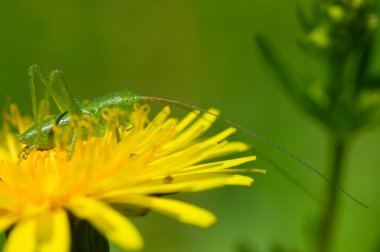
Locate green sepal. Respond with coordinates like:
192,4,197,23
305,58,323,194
69,214,109,252
111,203,149,217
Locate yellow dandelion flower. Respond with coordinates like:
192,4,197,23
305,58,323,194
0,103,264,252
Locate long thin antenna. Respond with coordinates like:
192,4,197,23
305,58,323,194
140,96,369,209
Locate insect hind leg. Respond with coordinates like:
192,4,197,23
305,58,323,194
28,64,49,124
28,65,52,148
26,65,83,157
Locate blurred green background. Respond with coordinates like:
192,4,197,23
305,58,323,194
1,0,379,251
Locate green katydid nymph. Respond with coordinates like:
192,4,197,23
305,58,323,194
17,64,368,208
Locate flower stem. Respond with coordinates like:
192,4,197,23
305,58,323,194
318,137,346,252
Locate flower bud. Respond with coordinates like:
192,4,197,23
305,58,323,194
327,5,345,23
308,26,330,48
367,14,379,30
351,0,364,9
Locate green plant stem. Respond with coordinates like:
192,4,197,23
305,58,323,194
318,137,346,252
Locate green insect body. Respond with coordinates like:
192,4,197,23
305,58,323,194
16,64,367,208
19,90,141,150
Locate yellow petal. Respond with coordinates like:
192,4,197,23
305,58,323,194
202,141,250,159
4,218,36,252
38,209,70,252
0,215,17,232
67,196,143,250
179,156,257,174
3,210,70,252
101,174,253,198
171,108,219,147
197,127,236,148
113,195,216,228
175,110,200,132
148,106,171,127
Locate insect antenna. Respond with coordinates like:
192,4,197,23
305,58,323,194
140,96,369,209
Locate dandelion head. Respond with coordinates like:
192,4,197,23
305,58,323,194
0,103,264,252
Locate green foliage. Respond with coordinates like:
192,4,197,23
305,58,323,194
257,0,380,139
257,0,379,252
